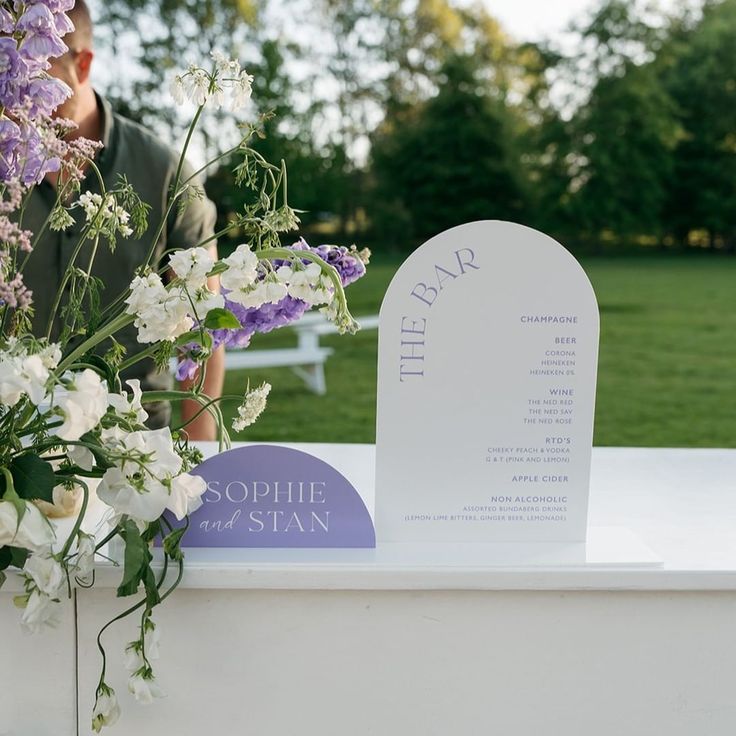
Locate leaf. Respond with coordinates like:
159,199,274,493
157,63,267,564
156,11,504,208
10,546,29,569
163,525,188,562
0,545,29,572
9,454,56,504
203,308,241,330
82,355,117,390
0,547,10,571
173,330,213,350
116,520,152,598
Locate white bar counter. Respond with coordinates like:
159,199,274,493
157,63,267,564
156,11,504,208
4,446,736,735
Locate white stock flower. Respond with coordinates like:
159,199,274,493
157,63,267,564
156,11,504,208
224,281,270,309
92,685,121,732
220,244,260,291
189,287,225,319
0,500,55,552
126,275,194,343
126,273,167,315
169,247,215,289
128,670,164,704
54,369,108,441
286,264,322,304
108,378,148,424
167,472,206,521
232,382,271,432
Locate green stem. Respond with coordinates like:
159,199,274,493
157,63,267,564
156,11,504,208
59,478,90,560
57,312,134,372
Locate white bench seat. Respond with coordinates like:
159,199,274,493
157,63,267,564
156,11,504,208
173,314,378,395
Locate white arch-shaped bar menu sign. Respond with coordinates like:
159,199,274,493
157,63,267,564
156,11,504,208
375,221,599,543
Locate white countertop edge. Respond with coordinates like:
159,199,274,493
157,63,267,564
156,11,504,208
84,564,736,593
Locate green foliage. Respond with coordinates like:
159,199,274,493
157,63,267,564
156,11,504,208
370,54,524,247
213,253,736,448
117,519,160,607
664,0,736,248
7,454,57,504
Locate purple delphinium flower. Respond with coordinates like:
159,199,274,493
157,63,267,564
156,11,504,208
16,4,67,61
313,244,366,286
0,118,22,181
0,38,26,110
22,76,71,117
175,238,367,373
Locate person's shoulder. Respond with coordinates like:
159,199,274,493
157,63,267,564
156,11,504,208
112,110,180,173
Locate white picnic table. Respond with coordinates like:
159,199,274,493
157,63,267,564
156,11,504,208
171,313,379,395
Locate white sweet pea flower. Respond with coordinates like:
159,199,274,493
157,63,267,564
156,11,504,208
92,684,121,732
68,444,95,471
220,244,259,291
19,588,63,633
169,247,215,289
167,472,206,521
0,500,55,552
232,382,271,432
128,670,165,704
98,428,183,524
124,643,146,673
97,467,170,524
38,343,62,369
125,617,161,666
108,378,149,425
54,369,108,441
23,552,64,596
35,481,83,519
75,532,96,582
0,352,50,407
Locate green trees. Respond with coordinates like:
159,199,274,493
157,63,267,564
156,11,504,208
370,55,524,245
91,0,736,253
665,0,736,249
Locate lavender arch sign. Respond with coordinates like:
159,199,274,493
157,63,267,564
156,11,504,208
179,445,375,548
375,221,599,543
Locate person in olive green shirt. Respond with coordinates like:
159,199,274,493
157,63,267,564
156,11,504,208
25,0,225,440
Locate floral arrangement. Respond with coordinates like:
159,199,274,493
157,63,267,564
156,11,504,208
0,1,367,731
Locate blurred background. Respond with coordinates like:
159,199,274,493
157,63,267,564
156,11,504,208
88,0,736,447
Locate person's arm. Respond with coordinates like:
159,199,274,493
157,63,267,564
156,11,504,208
164,162,224,442
178,244,225,441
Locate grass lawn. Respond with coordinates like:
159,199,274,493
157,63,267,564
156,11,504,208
219,253,736,448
